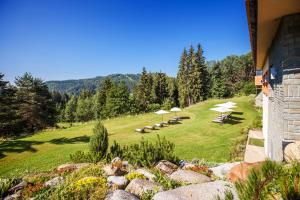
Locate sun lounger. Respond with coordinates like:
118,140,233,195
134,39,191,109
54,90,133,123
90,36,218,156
168,119,178,124
144,125,156,130
155,123,164,128
135,128,145,133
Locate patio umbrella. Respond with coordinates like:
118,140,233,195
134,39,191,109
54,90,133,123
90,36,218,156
210,107,233,113
155,110,170,122
215,102,237,109
170,107,181,116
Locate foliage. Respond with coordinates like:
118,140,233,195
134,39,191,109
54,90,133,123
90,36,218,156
89,121,109,162
107,135,178,167
185,165,213,177
64,95,77,125
161,98,174,110
69,151,92,163
0,178,16,198
146,103,161,112
153,170,182,190
125,172,147,181
229,127,248,161
140,190,156,200
23,172,55,184
67,164,105,182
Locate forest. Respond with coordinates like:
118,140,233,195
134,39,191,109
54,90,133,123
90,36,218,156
0,44,255,137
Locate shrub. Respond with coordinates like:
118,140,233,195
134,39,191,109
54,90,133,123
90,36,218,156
69,151,92,163
22,182,45,199
185,165,213,177
146,103,161,112
107,135,178,167
125,172,147,181
106,141,124,162
162,98,175,110
0,178,16,198
89,121,108,162
66,164,105,183
153,170,182,190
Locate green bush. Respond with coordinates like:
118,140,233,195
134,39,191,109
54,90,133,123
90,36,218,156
0,178,15,198
89,121,108,162
107,135,178,167
69,151,92,163
153,170,182,190
161,98,175,110
125,172,147,181
146,103,161,112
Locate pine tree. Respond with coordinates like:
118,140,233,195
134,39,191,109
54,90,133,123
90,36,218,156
151,72,169,104
177,48,189,107
105,81,130,117
89,121,108,161
167,77,179,106
64,95,77,125
190,45,202,103
211,62,226,98
186,45,196,105
0,73,21,136
135,67,152,111
15,73,57,132
93,78,113,119
76,93,93,122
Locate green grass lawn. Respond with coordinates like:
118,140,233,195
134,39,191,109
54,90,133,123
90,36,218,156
0,96,259,178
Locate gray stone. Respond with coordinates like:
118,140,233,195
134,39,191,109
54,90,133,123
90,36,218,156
284,141,300,162
155,160,178,175
8,180,27,193
44,177,64,187
182,162,196,170
56,163,90,171
4,191,21,200
169,169,211,184
105,189,139,200
153,180,239,200
210,162,241,179
107,176,129,189
125,178,163,197
134,168,156,181
103,164,127,176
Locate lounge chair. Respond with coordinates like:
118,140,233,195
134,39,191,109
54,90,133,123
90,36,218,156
168,119,178,124
135,128,145,133
144,125,156,130
154,123,164,128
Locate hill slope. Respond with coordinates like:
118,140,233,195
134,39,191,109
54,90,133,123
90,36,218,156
46,73,140,94
0,96,259,178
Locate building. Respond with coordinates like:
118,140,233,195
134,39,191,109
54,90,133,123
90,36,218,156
246,0,300,161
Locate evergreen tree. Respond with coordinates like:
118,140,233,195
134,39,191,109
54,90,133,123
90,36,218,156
167,77,179,106
211,62,226,98
105,81,130,117
15,73,57,132
76,93,93,122
177,48,189,107
189,45,202,103
93,78,113,119
0,73,21,136
64,95,77,125
89,121,108,161
135,67,152,111
151,72,169,104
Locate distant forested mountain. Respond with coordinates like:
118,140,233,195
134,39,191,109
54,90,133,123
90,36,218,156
46,74,141,94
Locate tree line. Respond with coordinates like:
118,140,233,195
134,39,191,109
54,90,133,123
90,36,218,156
0,43,255,137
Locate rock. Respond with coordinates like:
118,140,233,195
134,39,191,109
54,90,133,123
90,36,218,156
284,141,300,163
111,157,122,163
155,160,178,175
122,161,129,167
169,169,211,184
182,163,196,170
107,176,129,189
153,180,239,200
105,189,139,200
227,162,262,182
103,164,127,176
56,163,90,171
210,162,240,179
44,177,64,187
4,191,21,200
134,168,156,181
125,178,163,197
8,180,27,193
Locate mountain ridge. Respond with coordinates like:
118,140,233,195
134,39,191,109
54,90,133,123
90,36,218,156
46,73,141,94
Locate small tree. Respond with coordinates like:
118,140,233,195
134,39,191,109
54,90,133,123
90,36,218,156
89,121,109,162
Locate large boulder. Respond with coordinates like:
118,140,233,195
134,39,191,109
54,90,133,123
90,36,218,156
284,141,300,163
125,178,163,197
4,191,21,200
169,169,211,184
155,160,178,175
103,164,127,176
44,177,64,187
210,162,241,179
227,162,262,182
105,189,139,200
134,168,156,181
107,176,129,189
8,180,27,193
153,180,239,200
56,163,90,171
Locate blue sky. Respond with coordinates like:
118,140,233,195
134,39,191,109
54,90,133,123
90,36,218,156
0,0,250,82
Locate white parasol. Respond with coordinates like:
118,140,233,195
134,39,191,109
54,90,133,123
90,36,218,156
155,110,170,122
170,107,182,116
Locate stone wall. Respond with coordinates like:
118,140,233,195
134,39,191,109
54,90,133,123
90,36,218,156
267,13,300,161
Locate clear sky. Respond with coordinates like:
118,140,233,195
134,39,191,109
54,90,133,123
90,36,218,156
0,0,250,82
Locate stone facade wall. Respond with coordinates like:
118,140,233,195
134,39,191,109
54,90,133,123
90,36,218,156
267,13,300,161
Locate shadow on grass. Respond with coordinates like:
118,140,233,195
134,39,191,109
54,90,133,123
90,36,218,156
49,135,90,145
230,116,245,121
231,112,244,115
0,140,44,159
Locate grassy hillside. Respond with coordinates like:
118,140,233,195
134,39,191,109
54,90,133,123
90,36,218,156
0,96,258,178
46,73,140,94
